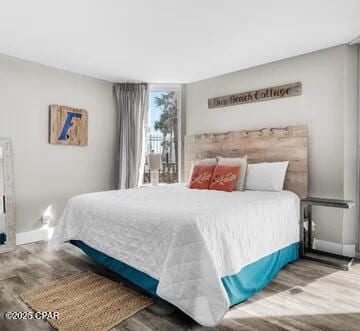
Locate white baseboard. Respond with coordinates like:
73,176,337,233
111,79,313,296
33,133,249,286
314,239,356,257
16,226,53,245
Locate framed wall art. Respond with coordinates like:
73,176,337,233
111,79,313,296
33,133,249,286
49,105,88,146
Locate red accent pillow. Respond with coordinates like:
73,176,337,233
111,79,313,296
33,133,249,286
189,165,215,189
209,165,240,192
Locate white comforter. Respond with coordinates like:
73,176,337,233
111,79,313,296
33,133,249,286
51,184,299,326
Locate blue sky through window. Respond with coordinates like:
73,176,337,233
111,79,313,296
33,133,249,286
148,91,166,136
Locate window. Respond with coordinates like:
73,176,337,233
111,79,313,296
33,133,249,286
144,85,181,184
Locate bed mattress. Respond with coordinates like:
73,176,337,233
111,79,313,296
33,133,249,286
51,184,300,326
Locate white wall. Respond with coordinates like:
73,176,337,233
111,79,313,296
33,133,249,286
0,54,117,234
186,45,358,245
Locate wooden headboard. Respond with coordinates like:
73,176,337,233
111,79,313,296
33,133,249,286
184,125,308,198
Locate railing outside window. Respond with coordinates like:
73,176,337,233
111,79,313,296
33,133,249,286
144,135,178,184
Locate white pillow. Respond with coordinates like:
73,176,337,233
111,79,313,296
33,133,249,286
187,158,217,185
217,156,248,191
245,161,289,191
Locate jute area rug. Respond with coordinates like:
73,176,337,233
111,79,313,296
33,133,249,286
20,271,153,331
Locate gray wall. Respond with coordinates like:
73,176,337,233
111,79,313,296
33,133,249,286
0,54,117,234
186,45,358,245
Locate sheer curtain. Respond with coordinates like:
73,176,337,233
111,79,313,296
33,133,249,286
113,83,149,189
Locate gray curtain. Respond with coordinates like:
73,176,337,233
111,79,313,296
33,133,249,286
113,83,149,189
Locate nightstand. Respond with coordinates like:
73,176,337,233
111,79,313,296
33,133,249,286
300,197,355,270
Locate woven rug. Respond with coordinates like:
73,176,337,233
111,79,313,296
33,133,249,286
20,271,153,331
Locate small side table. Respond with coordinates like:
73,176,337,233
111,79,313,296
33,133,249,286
300,197,355,271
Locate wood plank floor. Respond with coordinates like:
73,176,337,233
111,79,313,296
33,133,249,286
0,241,359,331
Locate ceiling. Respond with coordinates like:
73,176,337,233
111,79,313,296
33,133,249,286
0,0,359,83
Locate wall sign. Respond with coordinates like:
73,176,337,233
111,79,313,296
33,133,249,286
49,105,88,146
208,82,302,109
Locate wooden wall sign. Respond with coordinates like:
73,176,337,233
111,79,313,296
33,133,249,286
49,105,88,146
208,82,302,109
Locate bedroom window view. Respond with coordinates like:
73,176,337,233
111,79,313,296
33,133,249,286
143,90,179,184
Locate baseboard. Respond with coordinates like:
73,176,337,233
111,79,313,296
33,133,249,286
16,226,53,245
314,239,356,257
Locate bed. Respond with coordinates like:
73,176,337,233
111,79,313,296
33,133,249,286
51,125,308,327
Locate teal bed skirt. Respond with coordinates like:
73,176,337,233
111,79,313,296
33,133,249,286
0,233,6,245
71,240,299,306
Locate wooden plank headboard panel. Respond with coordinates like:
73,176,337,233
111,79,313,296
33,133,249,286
184,125,308,198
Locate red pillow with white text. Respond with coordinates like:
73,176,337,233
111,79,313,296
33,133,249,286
189,165,215,189
209,165,240,192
